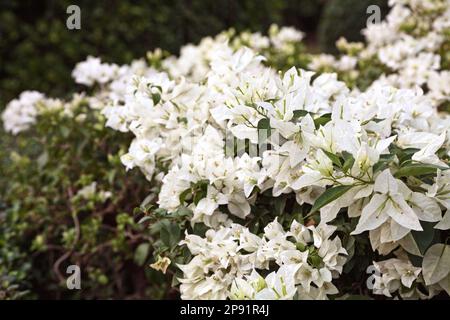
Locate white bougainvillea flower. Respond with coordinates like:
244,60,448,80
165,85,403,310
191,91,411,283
352,169,423,235
412,131,447,166
372,255,423,298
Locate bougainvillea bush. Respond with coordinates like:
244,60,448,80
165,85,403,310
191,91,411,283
2,0,450,300
0,26,307,299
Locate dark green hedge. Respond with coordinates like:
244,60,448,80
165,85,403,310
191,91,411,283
0,1,328,108
0,1,388,108
318,0,389,53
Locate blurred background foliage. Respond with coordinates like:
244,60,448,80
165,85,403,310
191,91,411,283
0,102,171,299
0,92,192,298
318,0,390,53
0,0,388,108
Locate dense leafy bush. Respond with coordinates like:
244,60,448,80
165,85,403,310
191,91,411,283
0,93,173,299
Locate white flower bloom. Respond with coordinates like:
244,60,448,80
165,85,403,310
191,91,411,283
72,56,119,86
2,91,44,134
412,131,447,166
254,265,298,300
179,218,346,300
352,170,423,236
372,256,423,299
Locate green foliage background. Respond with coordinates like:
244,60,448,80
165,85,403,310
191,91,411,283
0,0,316,107
0,103,169,299
0,0,389,108
318,0,389,53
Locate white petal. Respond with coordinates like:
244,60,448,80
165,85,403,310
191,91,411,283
291,172,322,190
410,193,442,222
389,219,410,242
351,194,389,234
374,169,398,194
435,209,450,230
389,195,423,231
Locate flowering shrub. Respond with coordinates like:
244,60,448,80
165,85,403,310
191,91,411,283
310,0,450,111
2,5,450,300
0,26,309,299
100,15,450,299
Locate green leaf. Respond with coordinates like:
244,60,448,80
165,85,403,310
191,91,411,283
342,153,355,173
171,274,180,287
193,191,204,205
292,110,309,120
159,220,171,247
390,146,419,164
313,113,331,128
191,180,208,205
151,92,161,105
140,193,155,209
160,222,181,249
274,196,287,216
322,149,342,167
310,185,353,214
394,163,445,178
137,216,152,224
373,153,395,173
173,207,192,218
257,118,270,130
134,243,150,266
422,243,450,285
408,252,423,268
178,188,191,205
344,235,355,261
411,222,437,255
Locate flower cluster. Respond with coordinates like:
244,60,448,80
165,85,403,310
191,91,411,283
310,0,450,107
162,24,306,82
372,255,425,299
178,219,346,300
0,91,73,135
104,34,450,299
372,242,450,299
97,16,450,298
